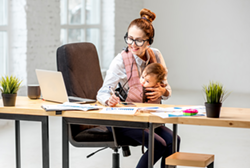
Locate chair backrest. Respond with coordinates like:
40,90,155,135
57,42,103,133
56,43,138,157
56,42,103,100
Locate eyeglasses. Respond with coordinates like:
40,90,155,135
124,36,149,47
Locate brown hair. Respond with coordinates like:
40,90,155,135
127,8,156,41
144,63,167,83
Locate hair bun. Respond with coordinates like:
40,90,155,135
140,8,156,23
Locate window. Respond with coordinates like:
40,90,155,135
0,0,8,76
60,0,101,60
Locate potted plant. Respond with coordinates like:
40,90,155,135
203,81,230,118
0,75,22,106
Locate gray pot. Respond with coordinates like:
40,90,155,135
2,93,17,106
205,102,222,118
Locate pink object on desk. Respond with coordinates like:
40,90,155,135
182,109,198,116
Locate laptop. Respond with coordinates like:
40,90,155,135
35,69,96,104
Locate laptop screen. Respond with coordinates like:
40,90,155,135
36,69,69,103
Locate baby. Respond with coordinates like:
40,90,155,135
140,63,167,102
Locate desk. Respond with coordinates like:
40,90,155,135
0,97,56,168
60,103,173,168
1,97,250,168
0,97,169,168
149,107,250,154
61,106,250,167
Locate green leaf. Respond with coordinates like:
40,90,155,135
203,81,230,103
0,75,22,94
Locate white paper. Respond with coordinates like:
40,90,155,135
150,106,206,118
100,107,138,115
41,102,103,111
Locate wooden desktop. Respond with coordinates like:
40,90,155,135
1,96,250,168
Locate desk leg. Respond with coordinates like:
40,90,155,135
15,120,21,168
42,117,50,168
172,124,177,153
148,123,154,168
62,118,69,168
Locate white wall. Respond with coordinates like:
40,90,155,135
9,0,27,94
101,0,115,70
25,0,60,84
144,0,250,94
144,1,250,168
6,1,250,95
7,0,61,96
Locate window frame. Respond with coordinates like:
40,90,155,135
0,0,9,76
60,0,102,65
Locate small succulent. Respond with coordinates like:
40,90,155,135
203,81,230,104
0,75,22,94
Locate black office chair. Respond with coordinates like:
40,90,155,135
56,42,140,168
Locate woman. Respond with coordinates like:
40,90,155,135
97,8,180,168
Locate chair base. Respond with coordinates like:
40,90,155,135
165,152,214,168
112,152,120,168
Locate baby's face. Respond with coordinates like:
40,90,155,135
140,72,158,88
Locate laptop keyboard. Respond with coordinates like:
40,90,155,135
68,96,96,103
68,98,85,102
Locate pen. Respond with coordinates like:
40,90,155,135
109,86,115,95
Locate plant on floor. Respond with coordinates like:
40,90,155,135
203,81,230,118
0,75,22,94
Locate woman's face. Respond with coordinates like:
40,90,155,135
127,25,150,59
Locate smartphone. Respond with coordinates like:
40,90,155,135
121,102,136,107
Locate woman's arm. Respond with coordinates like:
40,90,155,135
148,48,172,100
96,54,127,105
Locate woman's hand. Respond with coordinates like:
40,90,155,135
106,94,120,107
145,83,166,102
